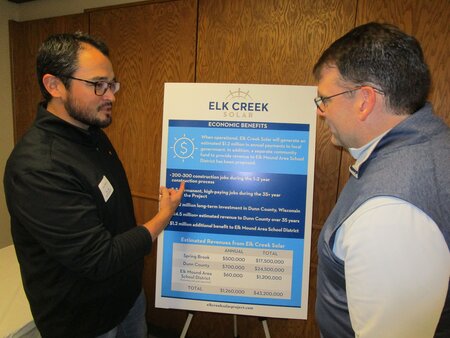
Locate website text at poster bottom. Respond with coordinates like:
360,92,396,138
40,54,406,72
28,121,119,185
171,243,293,300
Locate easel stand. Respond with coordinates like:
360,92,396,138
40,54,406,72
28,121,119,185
180,312,271,338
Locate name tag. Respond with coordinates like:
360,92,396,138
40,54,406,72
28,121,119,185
98,175,114,202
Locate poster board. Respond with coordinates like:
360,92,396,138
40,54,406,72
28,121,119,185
156,83,316,319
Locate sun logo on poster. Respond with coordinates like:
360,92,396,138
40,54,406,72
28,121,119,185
171,134,196,161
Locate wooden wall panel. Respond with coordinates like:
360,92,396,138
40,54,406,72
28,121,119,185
197,0,357,225
194,1,356,337
89,0,197,202
338,0,450,192
356,0,449,125
9,14,89,143
88,0,198,334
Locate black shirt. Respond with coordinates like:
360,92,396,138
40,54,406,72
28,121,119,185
4,104,152,338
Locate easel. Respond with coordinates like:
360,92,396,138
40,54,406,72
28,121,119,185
180,312,271,338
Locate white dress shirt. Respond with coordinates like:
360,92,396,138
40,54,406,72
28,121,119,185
332,136,450,338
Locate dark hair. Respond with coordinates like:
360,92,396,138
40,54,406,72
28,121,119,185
313,22,430,115
36,31,109,102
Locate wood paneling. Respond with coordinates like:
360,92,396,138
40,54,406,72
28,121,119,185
9,14,88,143
338,0,450,191
89,0,197,201
8,0,449,337
356,0,450,125
194,1,356,336
357,0,450,125
197,0,356,228
88,0,198,334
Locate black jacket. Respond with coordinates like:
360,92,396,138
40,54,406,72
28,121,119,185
4,104,153,338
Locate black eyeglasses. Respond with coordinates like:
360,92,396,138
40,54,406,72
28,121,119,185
59,75,120,96
314,86,384,112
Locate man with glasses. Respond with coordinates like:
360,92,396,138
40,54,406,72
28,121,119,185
313,23,449,338
4,32,184,338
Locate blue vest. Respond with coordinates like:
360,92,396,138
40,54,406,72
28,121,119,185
316,103,450,338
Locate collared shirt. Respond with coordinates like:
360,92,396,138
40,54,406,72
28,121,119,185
347,131,388,179
332,135,450,338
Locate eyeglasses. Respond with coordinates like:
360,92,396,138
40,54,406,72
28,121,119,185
314,86,384,112
60,75,120,96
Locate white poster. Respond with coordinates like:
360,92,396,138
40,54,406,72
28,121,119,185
156,83,316,319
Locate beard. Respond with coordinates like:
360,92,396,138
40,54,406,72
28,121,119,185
64,95,113,128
